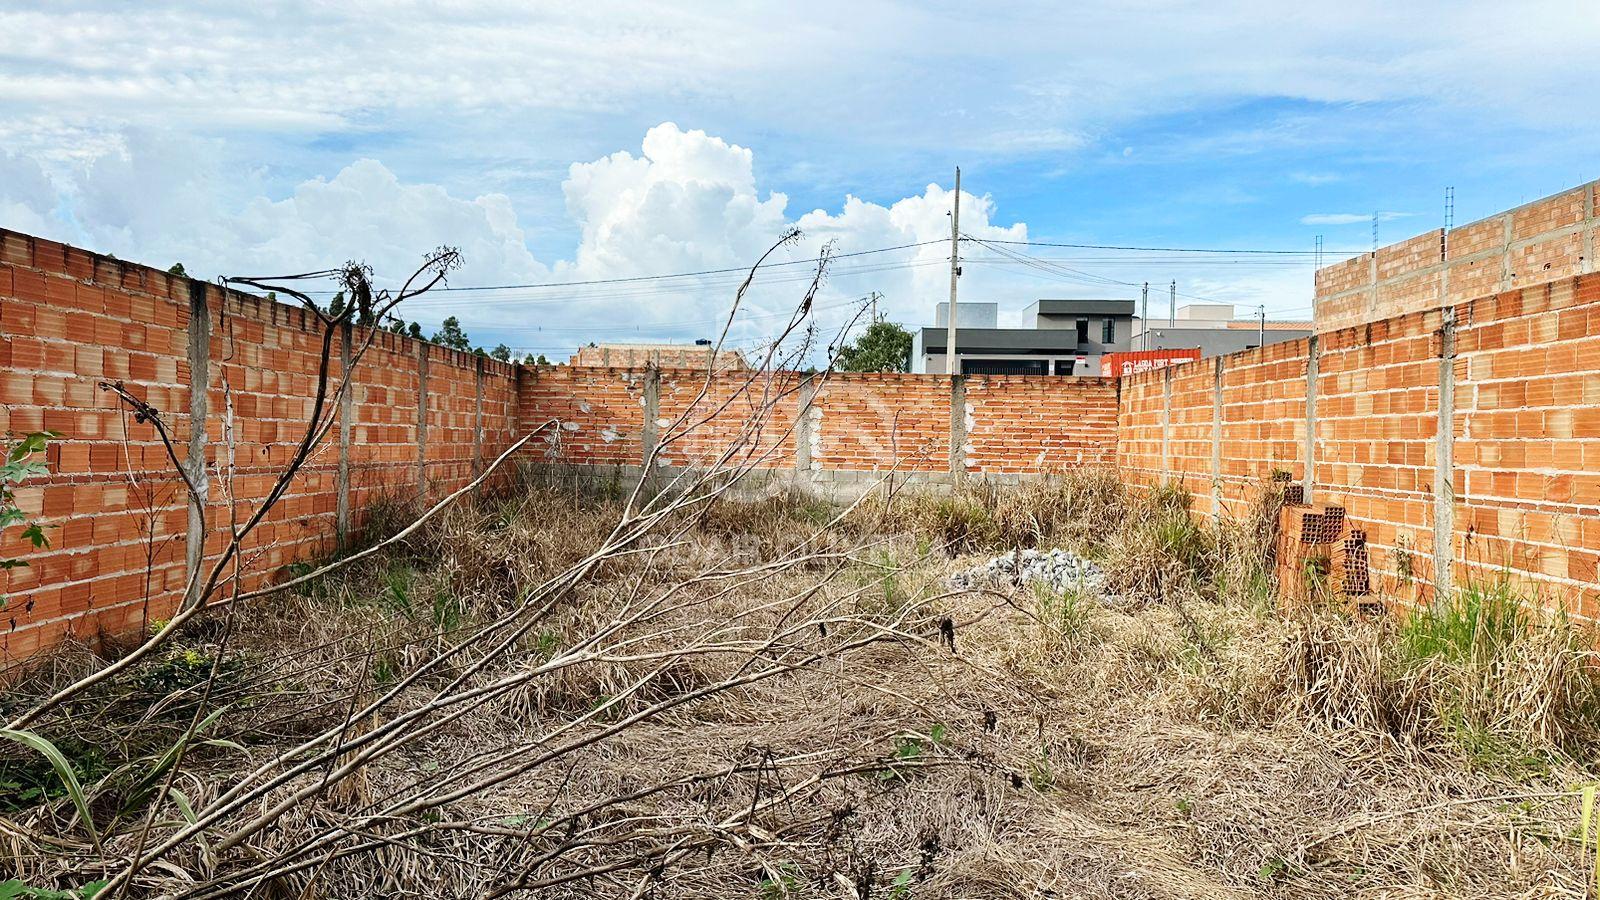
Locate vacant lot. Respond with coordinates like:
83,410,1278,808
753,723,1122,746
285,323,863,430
4,469,1599,898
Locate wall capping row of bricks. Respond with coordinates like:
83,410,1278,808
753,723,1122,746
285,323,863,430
1314,180,1600,333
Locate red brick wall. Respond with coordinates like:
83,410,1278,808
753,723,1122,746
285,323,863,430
1316,181,1598,333
1127,269,1600,619
10,217,1600,664
517,369,1119,479
0,230,521,666
1455,276,1600,616
962,376,1117,475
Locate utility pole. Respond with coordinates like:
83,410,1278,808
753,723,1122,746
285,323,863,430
1168,280,1176,327
1140,281,1149,351
869,291,880,323
1258,304,1266,347
946,167,961,375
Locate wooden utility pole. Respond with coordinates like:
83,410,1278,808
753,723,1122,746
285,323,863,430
946,167,961,375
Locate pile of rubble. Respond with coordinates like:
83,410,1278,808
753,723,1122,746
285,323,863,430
948,548,1106,595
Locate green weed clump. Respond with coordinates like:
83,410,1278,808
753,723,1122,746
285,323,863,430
1273,573,1600,770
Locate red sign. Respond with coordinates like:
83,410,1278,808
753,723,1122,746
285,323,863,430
1100,349,1202,378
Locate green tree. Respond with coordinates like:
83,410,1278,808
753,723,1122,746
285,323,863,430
431,316,471,351
490,344,512,362
167,262,187,278
327,291,346,319
407,322,424,340
836,319,913,372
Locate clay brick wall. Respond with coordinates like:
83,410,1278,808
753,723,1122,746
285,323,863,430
10,216,1600,663
1130,267,1600,619
518,369,1119,480
1315,181,1599,333
1455,276,1600,616
1165,360,1220,517
811,374,951,473
0,229,521,666
961,376,1117,475
1315,310,1441,603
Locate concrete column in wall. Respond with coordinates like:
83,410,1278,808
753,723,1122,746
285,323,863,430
416,342,429,501
1211,356,1224,519
472,355,485,476
336,321,353,548
948,374,966,477
1303,335,1319,505
1367,251,1379,323
1500,214,1514,290
795,377,816,473
1432,306,1458,607
183,280,211,609
641,367,661,469
1585,184,1597,276
1160,366,1172,481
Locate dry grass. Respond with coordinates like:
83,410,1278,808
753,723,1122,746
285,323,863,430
5,471,1600,898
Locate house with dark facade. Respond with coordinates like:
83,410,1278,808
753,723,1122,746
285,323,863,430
911,298,1135,375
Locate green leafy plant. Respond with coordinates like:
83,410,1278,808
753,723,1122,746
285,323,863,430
0,879,108,899
1399,574,1528,665
2,431,59,605
1027,748,1054,792
757,862,802,899
0,729,100,848
887,868,915,899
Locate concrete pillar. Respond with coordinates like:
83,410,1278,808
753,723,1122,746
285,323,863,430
472,355,485,476
1211,356,1224,519
1159,366,1172,481
1303,335,1319,505
1584,181,1596,276
1432,306,1457,606
1367,251,1379,323
1499,214,1514,291
641,367,660,468
948,374,967,477
794,377,816,473
183,280,211,609
415,342,429,501
336,321,352,548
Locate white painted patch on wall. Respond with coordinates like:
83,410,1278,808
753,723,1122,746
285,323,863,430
601,428,619,443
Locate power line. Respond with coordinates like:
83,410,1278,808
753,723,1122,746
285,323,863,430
977,238,1365,255
298,239,946,295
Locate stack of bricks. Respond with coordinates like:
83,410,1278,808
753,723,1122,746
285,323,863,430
1276,501,1373,611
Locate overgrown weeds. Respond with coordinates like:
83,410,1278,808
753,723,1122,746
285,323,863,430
868,468,1125,555
9,465,1600,898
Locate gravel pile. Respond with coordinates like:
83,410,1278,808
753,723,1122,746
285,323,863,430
948,548,1106,595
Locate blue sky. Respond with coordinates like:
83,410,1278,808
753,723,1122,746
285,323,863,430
2,1,1597,358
